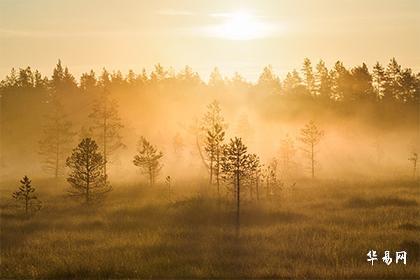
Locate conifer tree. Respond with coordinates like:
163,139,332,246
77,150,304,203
299,121,324,179
204,123,225,195
12,176,41,218
221,137,251,235
279,134,297,179
133,137,163,186
89,89,124,178
409,152,418,179
66,138,111,204
201,100,227,183
302,58,316,95
39,99,75,179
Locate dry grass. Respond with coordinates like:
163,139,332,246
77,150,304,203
1,179,419,279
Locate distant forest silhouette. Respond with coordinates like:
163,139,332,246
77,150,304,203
1,58,418,175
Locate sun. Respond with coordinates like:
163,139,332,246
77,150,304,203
209,11,273,40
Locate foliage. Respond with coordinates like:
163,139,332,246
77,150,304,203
66,138,111,204
133,137,163,186
12,176,41,217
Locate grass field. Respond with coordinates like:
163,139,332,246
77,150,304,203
1,179,419,279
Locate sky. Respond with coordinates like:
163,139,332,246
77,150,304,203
0,0,419,81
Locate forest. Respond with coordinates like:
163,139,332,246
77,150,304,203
0,57,419,278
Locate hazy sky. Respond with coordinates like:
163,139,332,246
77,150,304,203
0,0,419,81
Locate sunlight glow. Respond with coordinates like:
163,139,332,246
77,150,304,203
208,11,278,40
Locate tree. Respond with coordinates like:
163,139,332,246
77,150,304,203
201,100,227,182
384,58,403,101
204,123,225,196
208,67,225,88
66,138,111,204
408,152,418,179
302,58,316,95
257,65,281,94
247,153,261,201
221,137,251,235
299,121,324,179
39,100,75,179
263,158,279,199
133,137,163,186
12,176,41,218
315,60,332,101
350,63,374,102
330,61,351,101
372,62,386,100
279,134,297,179
89,89,124,178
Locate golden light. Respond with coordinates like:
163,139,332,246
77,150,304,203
207,11,277,40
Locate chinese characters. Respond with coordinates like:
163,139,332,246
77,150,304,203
367,250,407,266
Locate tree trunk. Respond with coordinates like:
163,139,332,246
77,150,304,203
311,142,315,179
256,173,259,201
103,106,107,179
236,169,240,238
25,196,28,218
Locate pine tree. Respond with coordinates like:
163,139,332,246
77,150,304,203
221,137,251,235
12,176,41,218
257,65,281,94
201,100,227,183
279,134,296,180
208,67,225,88
247,153,261,201
384,58,403,101
66,138,111,204
315,60,332,101
133,137,163,186
302,58,316,95
299,121,324,179
408,152,418,179
372,62,386,100
89,89,124,178
204,123,225,196
39,99,75,179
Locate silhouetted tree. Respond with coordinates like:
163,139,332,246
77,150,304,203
302,58,316,95
12,176,41,218
89,89,124,178
208,67,225,88
247,153,261,201
409,152,418,179
330,61,351,101
315,60,332,101
350,63,374,101
39,100,75,179
133,137,163,186
384,58,403,101
372,62,386,100
221,137,251,235
263,158,279,199
299,121,324,179
66,138,111,204
257,65,281,94
204,123,225,196
279,134,297,179
201,100,227,183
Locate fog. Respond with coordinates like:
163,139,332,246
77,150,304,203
1,61,418,186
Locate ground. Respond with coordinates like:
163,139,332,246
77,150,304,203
1,179,419,279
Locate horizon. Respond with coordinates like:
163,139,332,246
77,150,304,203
1,0,419,81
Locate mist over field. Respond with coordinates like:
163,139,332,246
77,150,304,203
1,0,420,278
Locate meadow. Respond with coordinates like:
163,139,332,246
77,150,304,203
1,178,419,279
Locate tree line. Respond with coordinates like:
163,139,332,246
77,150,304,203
1,58,418,104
